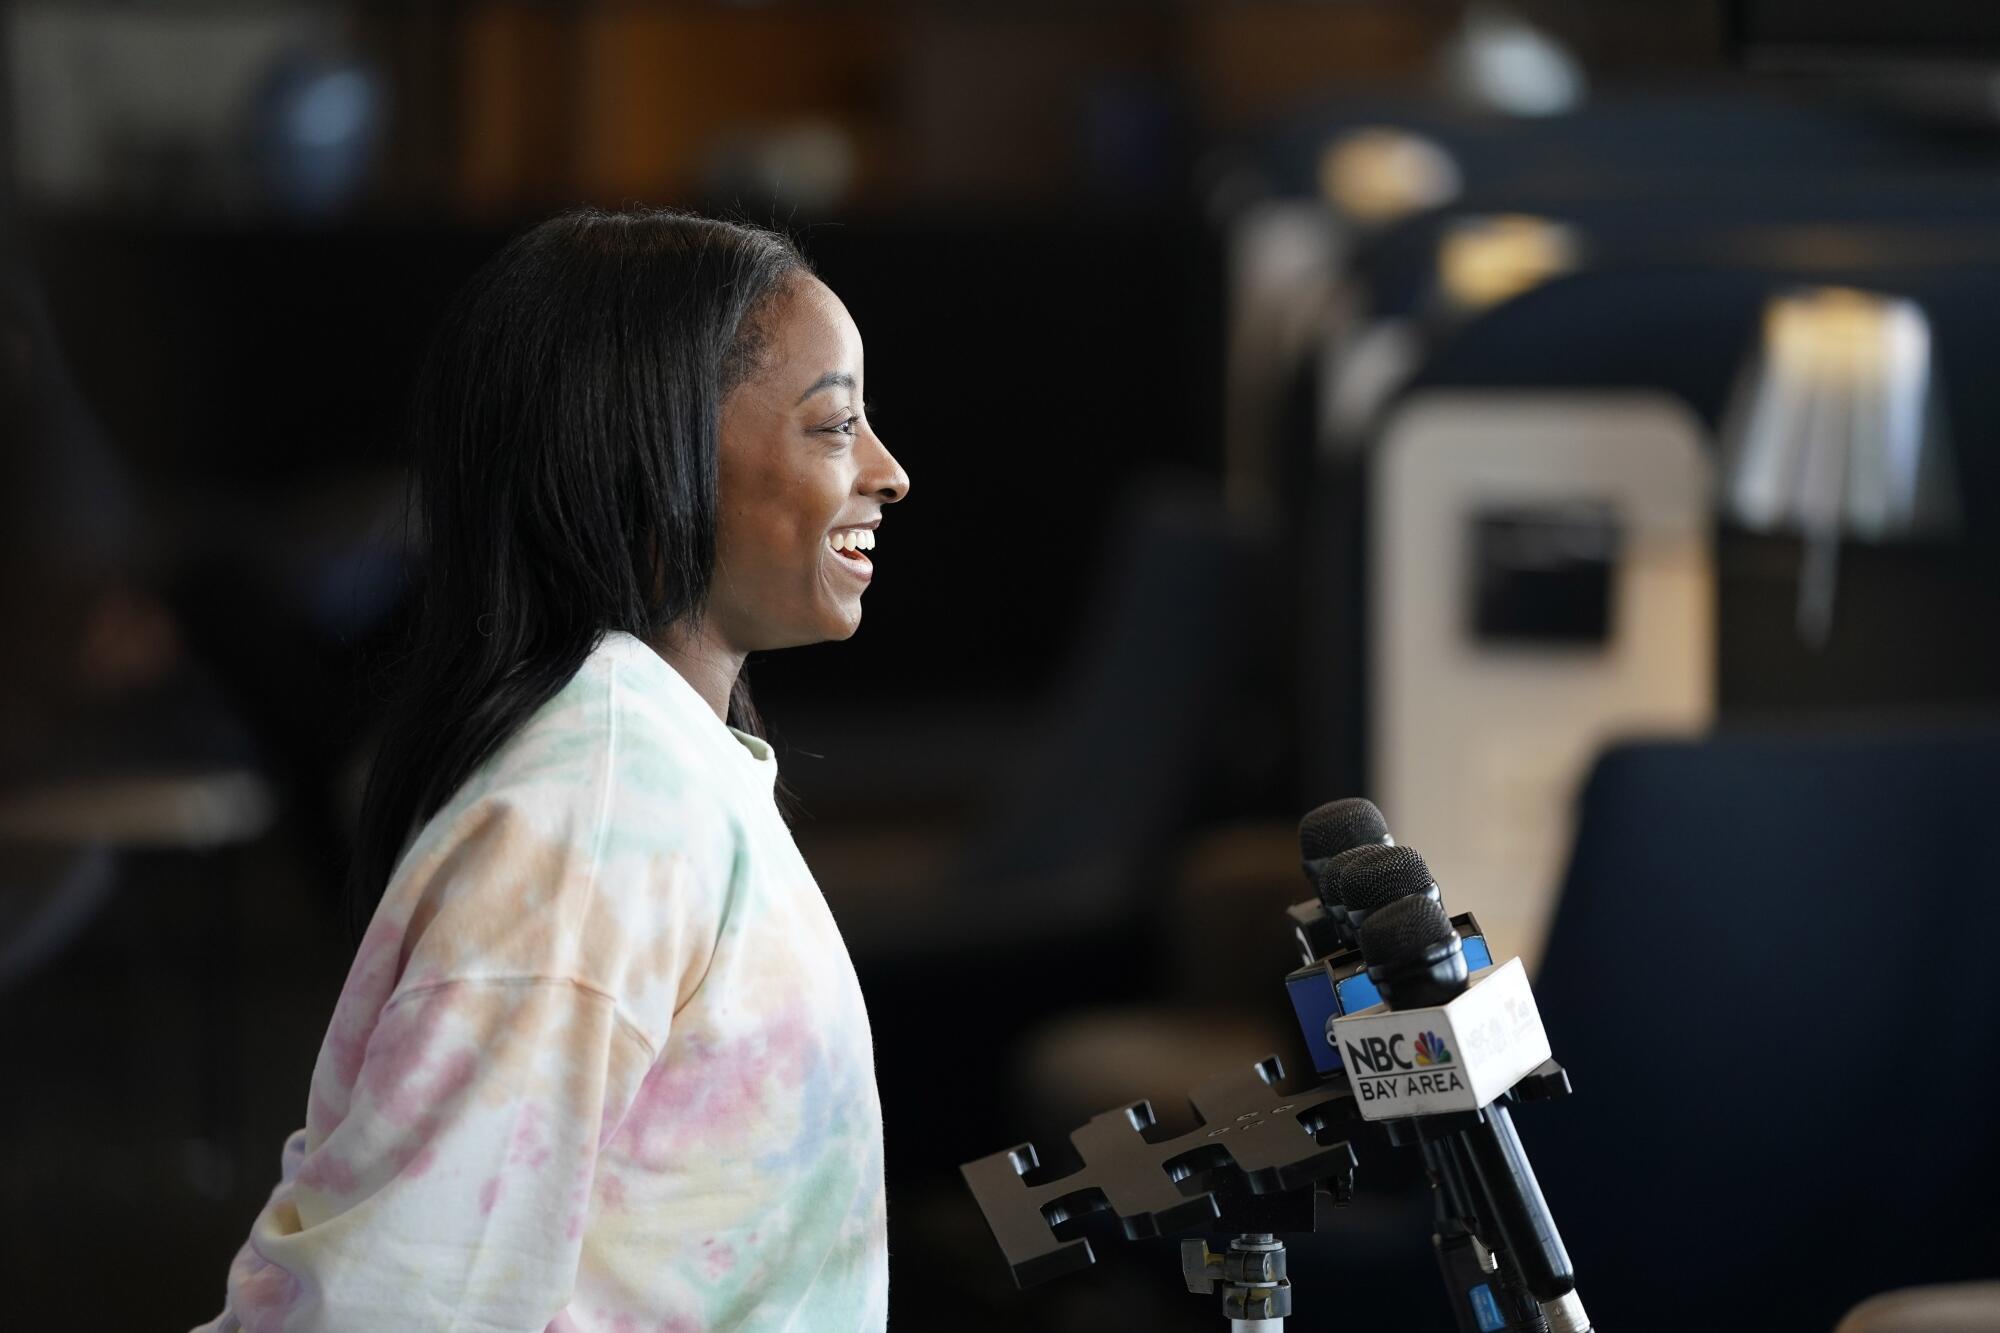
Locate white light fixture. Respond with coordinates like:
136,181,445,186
1720,286,1959,646
1437,3,1587,120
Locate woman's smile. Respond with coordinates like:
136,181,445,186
826,523,877,581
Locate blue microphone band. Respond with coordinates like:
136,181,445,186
1285,912,1493,1077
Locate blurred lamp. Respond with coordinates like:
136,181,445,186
1721,286,1959,646
1437,3,1586,119
1318,127,1462,226
1437,213,1581,312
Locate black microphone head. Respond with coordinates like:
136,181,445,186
1356,893,1457,968
1312,843,1395,911
1358,893,1468,1008
1335,845,1435,914
1298,798,1391,861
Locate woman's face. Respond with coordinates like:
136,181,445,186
708,273,909,651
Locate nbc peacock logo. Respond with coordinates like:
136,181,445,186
1413,1031,1453,1066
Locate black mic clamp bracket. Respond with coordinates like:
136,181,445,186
958,1055,1360,1291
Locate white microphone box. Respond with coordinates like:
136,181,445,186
1332,957,1552,1121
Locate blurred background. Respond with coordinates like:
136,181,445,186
4,1,2000,1329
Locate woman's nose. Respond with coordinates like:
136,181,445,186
865,433,910,503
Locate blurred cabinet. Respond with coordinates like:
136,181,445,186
454,4,895,214
1368,390,1715,971
398,0,1455,216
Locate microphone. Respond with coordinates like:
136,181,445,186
1356,892,1468,1009
1345,869,1591,1333
1289,799,1396,958
1332,844,1443,936
1292,804,1559,1331
1299,796,1394,862
1284,841,1497,1077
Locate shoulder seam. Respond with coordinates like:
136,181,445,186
380,975,659,1059
588,659,621,903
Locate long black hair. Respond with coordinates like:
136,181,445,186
346,206,809,946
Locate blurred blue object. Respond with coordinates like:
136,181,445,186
1531,728,2000,1332
246,47,385,220
307,542,406,643
0,844,116,993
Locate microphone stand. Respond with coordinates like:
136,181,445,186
959,1055,1584,1333
1181,1231,1291,1331
964,828,1586,1326
959,1057,1359,1330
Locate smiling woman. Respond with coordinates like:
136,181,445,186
192,207,906,1333
657,270,909,707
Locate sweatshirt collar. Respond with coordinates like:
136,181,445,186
597,630,779,787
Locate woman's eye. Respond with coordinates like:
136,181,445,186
821,400,872,439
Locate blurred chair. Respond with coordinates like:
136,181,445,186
1285,251,2000,814
0,763,273,993
0,222,275,944
1393,264,2000,724
1528,728,2000,1333
0,228,278,1196
1258,153,2000,811
1366,388,1714,970
0,756,276,1199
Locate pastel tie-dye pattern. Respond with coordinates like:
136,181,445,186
193,631,889,1332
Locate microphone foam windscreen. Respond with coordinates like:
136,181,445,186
1298,798,1390,861
1336,845,1435,913
1313,843,1399,908
1357,893,1456,967
1313,846,1368,908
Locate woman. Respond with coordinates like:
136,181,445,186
196,207,909,1332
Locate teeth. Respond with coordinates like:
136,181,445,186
828,529,874,553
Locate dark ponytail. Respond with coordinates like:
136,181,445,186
346,207,808,946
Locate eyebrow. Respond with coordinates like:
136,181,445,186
794,370,856,405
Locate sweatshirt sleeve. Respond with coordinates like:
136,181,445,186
226,721,742,1331
238,976,659,1331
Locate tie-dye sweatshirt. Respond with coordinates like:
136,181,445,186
194,630,889,1332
